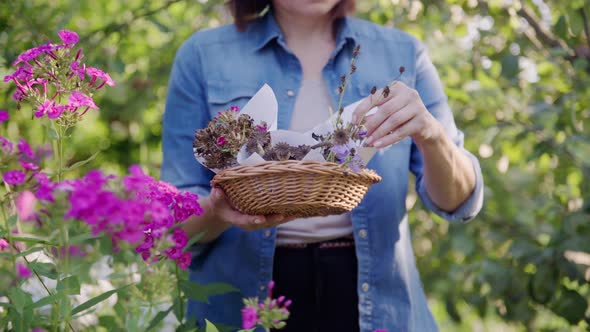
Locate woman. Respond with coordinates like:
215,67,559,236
161,1,484,331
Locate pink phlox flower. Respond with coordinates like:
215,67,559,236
12,90,24,102
4,65,34,83
70,60,85,80
16,190,37,221
3,170,26,185
68,91,98,110
172,228,189,248
268,280,275,297
19,161,39,171
58,30,79,46
0,110,9,123
230,105,239,112
47,104,66,119
216,136,226,146
35,100,53,118
16,262,32,279
177,251,192,270
241,306,259,329
173,191,203,222
0,238,9,250
0,136,14,154
17,138,35,159
165,246,183,260
122,165,152,191
12,47,43,66
85,67,116,86
35,172,57,202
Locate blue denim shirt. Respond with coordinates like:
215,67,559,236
161,12,484,332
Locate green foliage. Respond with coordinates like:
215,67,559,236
1,0,589,331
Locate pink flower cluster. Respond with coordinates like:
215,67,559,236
241,280,291,329
33,166,203,269
3,30,115,122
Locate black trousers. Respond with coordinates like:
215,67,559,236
271,241,360,332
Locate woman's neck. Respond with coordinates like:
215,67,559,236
273,9,335,45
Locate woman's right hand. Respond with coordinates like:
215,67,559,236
206,187,291,231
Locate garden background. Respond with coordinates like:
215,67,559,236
1,0,589,331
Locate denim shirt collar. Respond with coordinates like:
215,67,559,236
248,11,358,53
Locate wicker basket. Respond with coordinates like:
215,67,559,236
211,160,382,219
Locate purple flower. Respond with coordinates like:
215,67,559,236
58,30,79,46
17,138,35,159
35,172,57,202
230,105,239,112
241,306,259,329
12,90,24,102
46,105,66,119
217,136,226,146
177,252,191,270
16,190,37,221
68,91,98,110
330,144,351,162
19,161,39,171
3,170,26,185
16,262,32,279
70,61,85,80
0,238,9,251
0,136,13,154
35,100,53,118
349,154,363,173
85,67,116,87
358,129,368,138
0,110,8,123
172,228,188,248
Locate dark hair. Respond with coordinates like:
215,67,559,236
228,0,356,31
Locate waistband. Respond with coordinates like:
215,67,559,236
276,235,355,250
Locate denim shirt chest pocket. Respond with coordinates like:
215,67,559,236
205,81,263,118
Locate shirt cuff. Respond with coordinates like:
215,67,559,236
416,149,484,222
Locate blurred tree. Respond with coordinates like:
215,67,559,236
1,0,589,331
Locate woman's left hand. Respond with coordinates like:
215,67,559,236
351,82,443,148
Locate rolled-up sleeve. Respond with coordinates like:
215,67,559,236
409,40,484,222
161,36,213,199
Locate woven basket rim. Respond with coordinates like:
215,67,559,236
211,160,382,185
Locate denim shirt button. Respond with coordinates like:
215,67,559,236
362,282,370,292
358,229,368,239
264,230,272,238
286,89,295,97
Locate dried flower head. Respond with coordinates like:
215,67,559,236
272,142,292,161
332,127,350,145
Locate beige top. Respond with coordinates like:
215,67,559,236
276,79,353,245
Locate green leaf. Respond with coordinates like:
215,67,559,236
8,287,32,314
184,232,205,252
11,235,57,246
554,15,568,39
550,288,588,324
47,126,59,141
205,320,220,332
7,214,17,227
57,276,81,295
64,150,101,171
145,306,173,331
71,284,131,316
15,246,45,258
0,302,15,309
567,11,585,36
24,292,61,310
179,280,239,303
501,54,520,79
29,261,58,280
